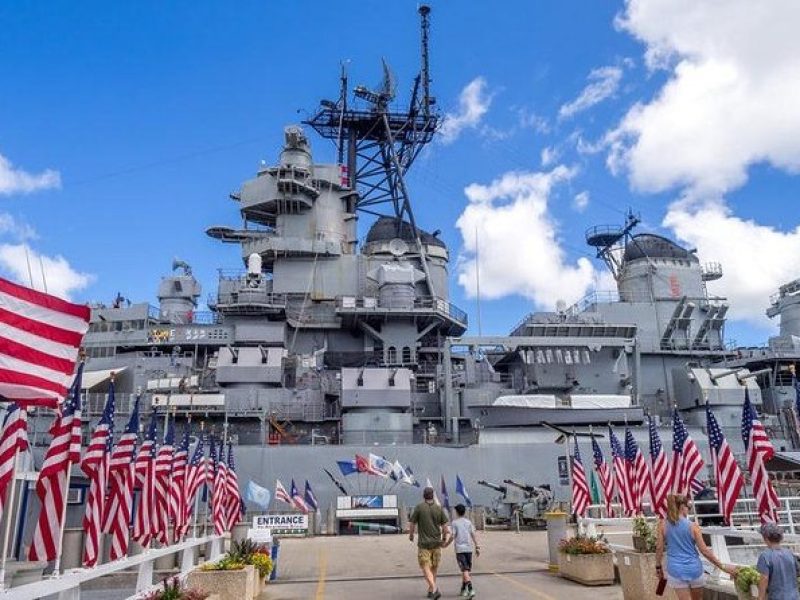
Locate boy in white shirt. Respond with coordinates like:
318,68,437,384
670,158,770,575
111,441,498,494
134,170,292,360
443,503,480,598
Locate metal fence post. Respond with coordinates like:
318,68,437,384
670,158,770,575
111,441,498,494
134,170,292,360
136,555,155,592
709,532,732,582
786,498,795,534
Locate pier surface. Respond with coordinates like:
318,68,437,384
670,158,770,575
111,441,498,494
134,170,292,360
264,530,624,599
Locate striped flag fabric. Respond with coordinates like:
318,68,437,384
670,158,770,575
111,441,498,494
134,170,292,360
625,427,650,515
275,479,292,506
212,442,228,535
182,432,206,538
289,479,309,514
571,435,590,517
103,396,140,561
170,424,190,540
206,436,217,493
742,389,780,523
224,442,243,530
591,433,614,517
153,417,174,545
647,415,670,518
28,364,83,562
80,384,115,567
0,277,90,408
670,409,705,498
304,480,319,513
0,404,28,527
132,413,157,548
609,426,634,515
706,404,744,525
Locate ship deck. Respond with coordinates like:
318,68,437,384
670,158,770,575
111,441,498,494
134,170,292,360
265,530,624,599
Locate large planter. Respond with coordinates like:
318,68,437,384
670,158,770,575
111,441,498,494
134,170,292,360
559,552,615,586
186,564,257,600
616,550,676,600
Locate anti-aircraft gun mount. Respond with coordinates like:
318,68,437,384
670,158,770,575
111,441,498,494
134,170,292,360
503,479,555,527
476,480,553,528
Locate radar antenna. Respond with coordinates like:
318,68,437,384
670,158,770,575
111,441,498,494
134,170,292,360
585,209,641,280
304,4,439,293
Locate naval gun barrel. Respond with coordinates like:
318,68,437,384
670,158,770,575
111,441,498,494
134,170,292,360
477,480,507,494
708,367,771,383
503,479,537,494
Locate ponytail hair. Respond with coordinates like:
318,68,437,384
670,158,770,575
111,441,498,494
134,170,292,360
666,494,688,524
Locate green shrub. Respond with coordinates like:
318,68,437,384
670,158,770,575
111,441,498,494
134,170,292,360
558,535,610,555
735,566,761,594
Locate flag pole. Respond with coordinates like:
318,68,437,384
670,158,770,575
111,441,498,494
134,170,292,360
0,442,22,588
53,447,75,575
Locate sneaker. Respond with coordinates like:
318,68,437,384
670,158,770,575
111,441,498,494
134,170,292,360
466,589,476,598
427,593,434,599
460,589,469,597
432,592,442,600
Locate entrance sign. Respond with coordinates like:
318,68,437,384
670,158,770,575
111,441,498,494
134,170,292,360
253,514,308,534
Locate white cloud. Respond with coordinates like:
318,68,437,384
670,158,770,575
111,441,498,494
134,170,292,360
456,166,603,308
439,77,493,144
573,191,590,212
559,66,623,120
0,153,60,196
665,202,800,326
540,146,559,167
0,214,38,242
609,0,800,197
0,244,92,300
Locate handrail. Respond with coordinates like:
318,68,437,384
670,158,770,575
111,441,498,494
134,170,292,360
0,534,225,599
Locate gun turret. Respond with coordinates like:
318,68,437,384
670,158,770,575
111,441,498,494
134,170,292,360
503,479,537,495
477,480,508,495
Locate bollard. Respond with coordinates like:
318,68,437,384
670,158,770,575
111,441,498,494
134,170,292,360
544,511,568,573
269,539,280,581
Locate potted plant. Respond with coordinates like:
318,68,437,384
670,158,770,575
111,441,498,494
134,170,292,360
229,539,273,594
186,555,257,600
632,516,656,553
734,566,761,600
618,518,674,599
144,577,217,600
558,535,615,586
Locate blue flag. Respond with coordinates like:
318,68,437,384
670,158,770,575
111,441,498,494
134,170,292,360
337,459,359,476
304,480,319,511
245,480,271,509
455,475,472,507
440,475,451,511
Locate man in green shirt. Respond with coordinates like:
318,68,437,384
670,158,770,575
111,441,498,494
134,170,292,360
409,487,450,600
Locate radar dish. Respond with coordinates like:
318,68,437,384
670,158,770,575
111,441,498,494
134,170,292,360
388,238,408,257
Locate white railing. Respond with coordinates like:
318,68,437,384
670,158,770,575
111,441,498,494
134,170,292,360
0,534,225,600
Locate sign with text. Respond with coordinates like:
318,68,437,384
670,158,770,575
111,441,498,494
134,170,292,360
557,455,569,486
247,528,273,545
253,514,308,534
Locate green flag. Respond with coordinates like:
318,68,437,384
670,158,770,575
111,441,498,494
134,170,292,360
589,469,602,505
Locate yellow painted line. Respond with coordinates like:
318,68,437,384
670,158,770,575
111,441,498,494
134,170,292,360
491,571,557,600
315,550,328,600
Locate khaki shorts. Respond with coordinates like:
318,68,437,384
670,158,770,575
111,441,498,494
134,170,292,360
418,547,442,569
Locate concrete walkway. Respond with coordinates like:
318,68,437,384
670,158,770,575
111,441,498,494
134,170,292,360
261,531,623,599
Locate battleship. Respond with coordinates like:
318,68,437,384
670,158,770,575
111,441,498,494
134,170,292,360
23,5,800,528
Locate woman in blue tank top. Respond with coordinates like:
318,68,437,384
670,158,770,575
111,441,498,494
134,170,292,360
656,494,737,600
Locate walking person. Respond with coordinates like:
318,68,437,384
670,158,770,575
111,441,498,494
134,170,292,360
656,494,737,599
755,523,799,599
409,486,450,600
442,503,480,597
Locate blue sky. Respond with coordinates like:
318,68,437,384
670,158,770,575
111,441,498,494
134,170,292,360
1,0,798,346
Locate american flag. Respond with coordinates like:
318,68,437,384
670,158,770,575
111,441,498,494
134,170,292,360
609,426,634,515
206,436,217,493
212,441,228,535
742,389,779,523
183,432,206,537
224,442,243,530
275,479,292,506
647,415,670,518
80,383,115,567
28,364,83,562
170,424,190,540
0,277,90,408
290,479,309,513
153,417,174,545
103,396,140,561
304,480,319,512
706,404,744,525
625,427,650,515
670,409,704,498
0,404,28,525
132,412,157,548
591,433,614,517
571,436,590,517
